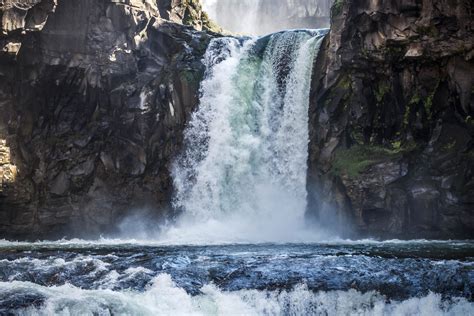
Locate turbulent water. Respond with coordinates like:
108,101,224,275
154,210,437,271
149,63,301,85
167,29,328,244
0,240,473,315
1,30,473,315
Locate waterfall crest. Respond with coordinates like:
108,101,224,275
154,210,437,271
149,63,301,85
202,0,332,35
164,29,328,244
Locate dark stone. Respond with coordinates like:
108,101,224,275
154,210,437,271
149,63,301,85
307,0,474,239
0,0,214,239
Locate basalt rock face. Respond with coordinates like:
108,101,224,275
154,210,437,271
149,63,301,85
0,0,215,239
308,0,474,239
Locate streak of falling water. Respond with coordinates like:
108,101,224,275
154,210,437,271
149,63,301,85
165,29,328,244
201,0,332,35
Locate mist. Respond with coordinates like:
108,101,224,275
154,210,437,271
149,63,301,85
202,0,333,35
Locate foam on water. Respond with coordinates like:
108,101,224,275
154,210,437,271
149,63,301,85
3,274,472,316
0,238,471,248
0,241,472,314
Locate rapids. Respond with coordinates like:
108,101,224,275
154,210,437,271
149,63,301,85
0,240,472,315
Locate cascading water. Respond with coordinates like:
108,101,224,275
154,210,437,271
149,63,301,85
162,29,328,244
202,0,261,34
1,19,473,316
202,0,332,35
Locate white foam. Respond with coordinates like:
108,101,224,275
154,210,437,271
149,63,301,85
3,274,472,316
0,238,471,248
168,31,328,245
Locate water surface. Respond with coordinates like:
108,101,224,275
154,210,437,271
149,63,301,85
0,240,472,315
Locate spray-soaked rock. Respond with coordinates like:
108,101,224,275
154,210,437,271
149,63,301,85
307,0,474,239
0,0,215,239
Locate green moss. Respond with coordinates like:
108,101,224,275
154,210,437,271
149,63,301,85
332,143,416,178
350,128,365,145
339,75,351,90
402,93,420,127
403,105,411,127
179,69,201,84
409,94,421,105
424,81,440,121
391,141,402,150
331,0,345,17
324,97,333,108
375,82,390,103
416,25,439,37
442,139,457,152
323,74,352,109
424,94,434,120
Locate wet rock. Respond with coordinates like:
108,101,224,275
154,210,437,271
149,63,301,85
69,159,95,177
0,0,214,239
307,0,474,239
50,172,69,196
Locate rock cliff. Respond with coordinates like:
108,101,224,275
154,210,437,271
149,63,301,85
308,0,474,238
1,0,472,240
0,0,215,239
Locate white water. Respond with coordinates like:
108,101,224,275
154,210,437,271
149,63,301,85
202,0,332,35
1,240,473,314
164,30,327,244
203,0,260,34
5,274,472,316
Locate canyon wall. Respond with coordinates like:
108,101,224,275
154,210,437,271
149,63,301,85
308,0,474,238
0,0,472,240
0,0,216,239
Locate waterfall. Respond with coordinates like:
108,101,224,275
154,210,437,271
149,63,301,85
164,29,328,244
201,0,332,35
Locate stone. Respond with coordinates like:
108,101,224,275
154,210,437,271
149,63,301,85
0,0,213,239
307,0,474,239
69,159,95,177
50,172,70,196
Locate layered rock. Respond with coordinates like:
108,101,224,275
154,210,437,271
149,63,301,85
0,0,216,239
308,0,474,238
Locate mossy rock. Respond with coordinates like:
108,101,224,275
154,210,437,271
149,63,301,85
179,0,222,34
375,82,390,104
331,0,345,17
331,143,416,178
179,68,202,85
